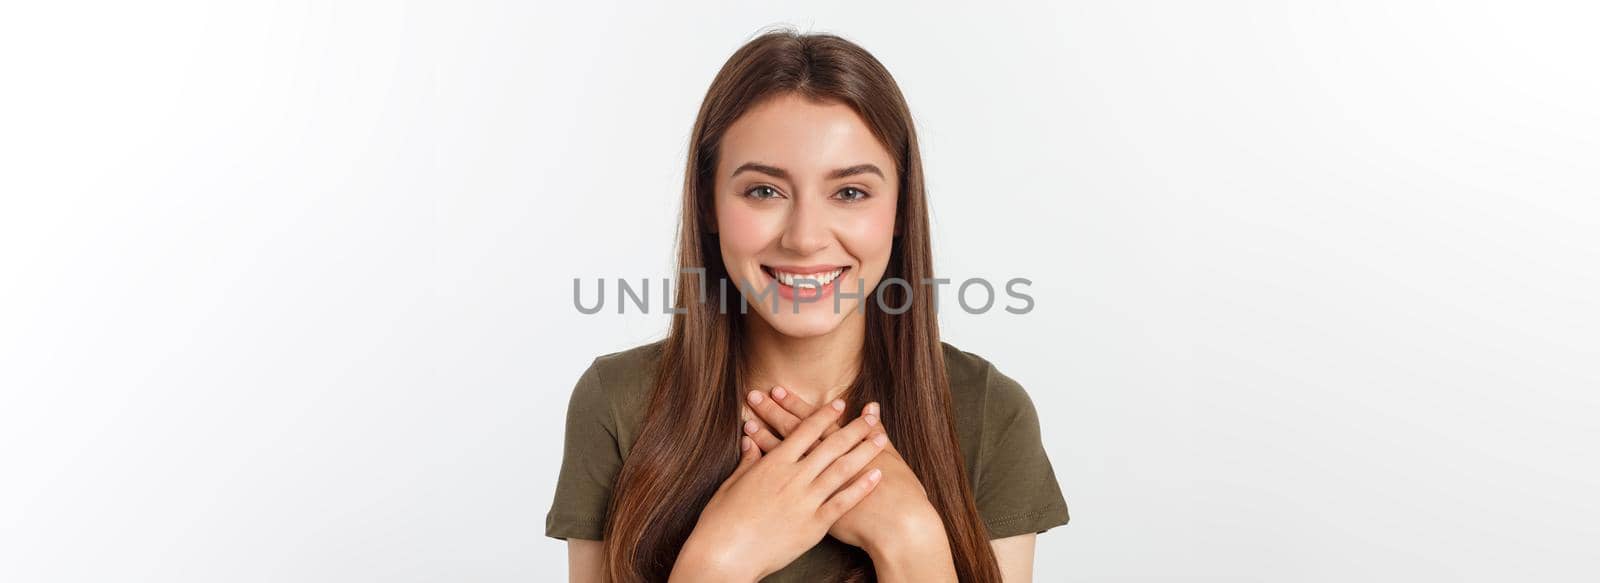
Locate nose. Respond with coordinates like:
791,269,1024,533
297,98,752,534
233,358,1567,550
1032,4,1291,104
778,192,830,256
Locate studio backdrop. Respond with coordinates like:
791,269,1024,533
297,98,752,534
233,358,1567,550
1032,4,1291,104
1,1,1596,581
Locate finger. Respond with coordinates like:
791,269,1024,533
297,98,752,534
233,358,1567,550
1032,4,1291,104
770,385,815,417
811,428,888,491
742,417,783,453
799,410,879,478
770,387,848,439
798,401,879,456
726,435,762,483
747,389,804,437
817,468,883,523
771,398,846,462
800,398,875,449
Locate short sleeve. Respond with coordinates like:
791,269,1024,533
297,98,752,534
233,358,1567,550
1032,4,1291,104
975,369,1070,539
544,359,623,541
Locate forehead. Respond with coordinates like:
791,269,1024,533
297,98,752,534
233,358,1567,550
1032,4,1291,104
717,93,895,178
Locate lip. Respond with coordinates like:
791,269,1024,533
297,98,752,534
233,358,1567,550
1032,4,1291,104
762,264,849,275
760,265,851,303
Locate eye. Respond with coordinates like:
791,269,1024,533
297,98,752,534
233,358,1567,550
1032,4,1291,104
744,185,783,200
834,187,870,202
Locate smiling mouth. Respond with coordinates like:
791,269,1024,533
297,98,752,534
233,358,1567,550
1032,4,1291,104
760,265,850,290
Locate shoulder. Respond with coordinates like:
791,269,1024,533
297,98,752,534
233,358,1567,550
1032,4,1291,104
941,342,1070,537
581,339,666,389
571,339,664,409
941,341,1034,419
565,340,664,455
940,342,1041,474
548,341,664,541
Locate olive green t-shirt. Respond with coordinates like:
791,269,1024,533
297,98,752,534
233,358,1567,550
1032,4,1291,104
545,340,1070,581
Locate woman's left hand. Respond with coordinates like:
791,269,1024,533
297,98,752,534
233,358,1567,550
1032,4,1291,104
741,389,948,557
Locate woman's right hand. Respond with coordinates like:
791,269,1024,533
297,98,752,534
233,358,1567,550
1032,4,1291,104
669,398,889,582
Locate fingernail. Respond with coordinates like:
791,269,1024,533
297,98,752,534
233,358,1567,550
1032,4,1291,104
747,390,763,405
740,436,751,451
866,402,879,415
831,399,845,411
772,386,787,399
873,433,887,447
744,420,758,434
868,468,882,482
865,414,878,426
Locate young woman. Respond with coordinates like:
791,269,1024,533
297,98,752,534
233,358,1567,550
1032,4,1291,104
547,30,1069,582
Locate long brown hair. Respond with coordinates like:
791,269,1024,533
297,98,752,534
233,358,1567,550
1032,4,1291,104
601,29,1002,582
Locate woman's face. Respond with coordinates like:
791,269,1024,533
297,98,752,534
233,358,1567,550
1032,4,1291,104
714,93,899,339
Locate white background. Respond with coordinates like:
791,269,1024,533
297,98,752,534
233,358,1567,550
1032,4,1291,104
3,1,1597,581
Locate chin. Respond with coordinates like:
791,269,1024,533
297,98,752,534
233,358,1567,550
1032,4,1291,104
758,311,846,339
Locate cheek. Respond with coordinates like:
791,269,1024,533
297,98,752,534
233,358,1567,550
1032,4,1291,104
715,202,779,258
839,203,898,263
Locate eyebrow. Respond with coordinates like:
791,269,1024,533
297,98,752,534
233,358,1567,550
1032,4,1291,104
730,162,885,180
827,164,885,180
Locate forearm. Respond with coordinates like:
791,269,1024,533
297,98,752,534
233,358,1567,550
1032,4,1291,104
668,535,762,583
865,521,958,583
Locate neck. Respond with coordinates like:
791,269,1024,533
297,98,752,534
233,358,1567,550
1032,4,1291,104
741,310,866,407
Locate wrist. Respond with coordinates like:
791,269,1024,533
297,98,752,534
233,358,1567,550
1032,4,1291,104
671,534,762,583
863,508,952,566
867,533,957,583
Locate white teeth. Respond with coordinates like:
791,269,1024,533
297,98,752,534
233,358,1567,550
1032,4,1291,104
770,268,845,289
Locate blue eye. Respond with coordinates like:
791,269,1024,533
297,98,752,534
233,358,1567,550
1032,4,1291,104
836,187,869,202
745,185,781,200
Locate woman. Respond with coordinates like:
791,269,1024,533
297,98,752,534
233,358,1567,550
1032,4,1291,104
547,30,1069,582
